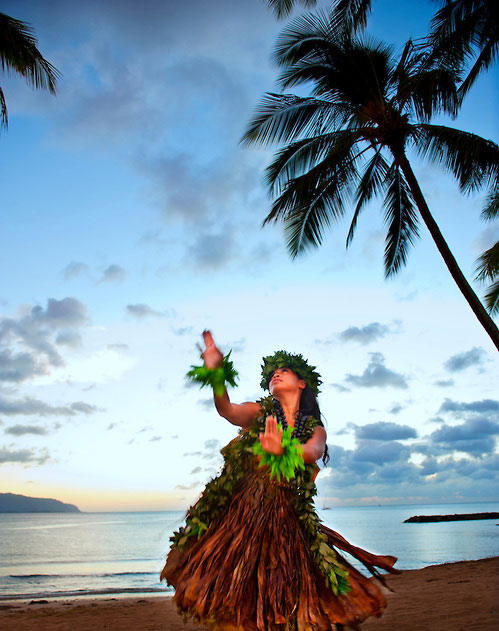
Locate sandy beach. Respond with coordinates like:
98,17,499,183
1,557,497,631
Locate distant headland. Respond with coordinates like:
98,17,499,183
0,493,81,513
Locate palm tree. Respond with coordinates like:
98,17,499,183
267,0,499,95
0,11,60,129
243,12,499,349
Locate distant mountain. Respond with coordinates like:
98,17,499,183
0,493,81,513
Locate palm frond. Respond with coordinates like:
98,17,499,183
401,67,460,120
347,149,390,246
266,0,317,20
429,0,498,95
383,165,419,277
481,186,499,221
330,0,373,34
458,37,497,97
265,139,360,226
483,280,499,316
414,124,499,193
0,86,7,128
265,143,361,257
242,93,347,146
283,190,334,257
265,127,362,195
0,12,61,92
429,4,478,69
475,241,499,283
273,11,339,68
392,39,460,119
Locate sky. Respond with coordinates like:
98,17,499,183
0,0,498,512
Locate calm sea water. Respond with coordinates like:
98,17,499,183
1,502,498,600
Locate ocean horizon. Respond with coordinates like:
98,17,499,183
1,501,498,601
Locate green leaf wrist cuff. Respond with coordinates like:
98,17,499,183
252,423,305,481
186,351,239,397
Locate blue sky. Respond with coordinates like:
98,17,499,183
1,0,498,511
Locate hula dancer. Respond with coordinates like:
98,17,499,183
161,331,399,630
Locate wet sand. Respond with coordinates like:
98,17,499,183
1,557,497,630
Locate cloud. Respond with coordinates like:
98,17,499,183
226,338,246,353
438,398,499,416
99,264,126,283
0,350,45,383
317,395,499,501
183,438,222,463
175,482,201,491
345,353,408,389
33,298,88,328
338,322,392,345
331,384,351,393
55,331,82,347
187,227,235,269
171,326,193,336
0,298,88,384
126,303,168,318
197,398,214,410
388,403,403,415
434,379,455,387
139,230,167,250
4,424,49,436
0,446,50,465
0,395,98,417
427,417,499,456
107,343,129,352
444,347,487,372
355,422,417,441
352,440,410,465
63,261,88,280
69,401,98,414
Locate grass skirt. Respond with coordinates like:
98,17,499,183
161,464,398,630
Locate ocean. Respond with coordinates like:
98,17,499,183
1,502,498,601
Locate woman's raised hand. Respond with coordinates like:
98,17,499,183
201,330,224,369
259,416,284,456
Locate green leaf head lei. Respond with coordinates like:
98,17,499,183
260,350,322,396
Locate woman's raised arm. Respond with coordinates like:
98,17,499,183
201,330,260,428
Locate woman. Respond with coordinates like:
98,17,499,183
161,331,398,630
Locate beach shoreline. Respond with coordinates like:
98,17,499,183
1,557,497,630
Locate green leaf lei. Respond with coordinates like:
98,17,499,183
186,351,239,396
169,396,350,595
252,423,305,481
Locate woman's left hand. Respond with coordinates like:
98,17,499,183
259,416,284,456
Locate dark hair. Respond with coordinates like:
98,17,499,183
297,380,329,466
298,381,321,421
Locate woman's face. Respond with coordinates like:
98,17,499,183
269,367,306,396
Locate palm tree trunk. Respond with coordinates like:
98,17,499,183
395,151,499,352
